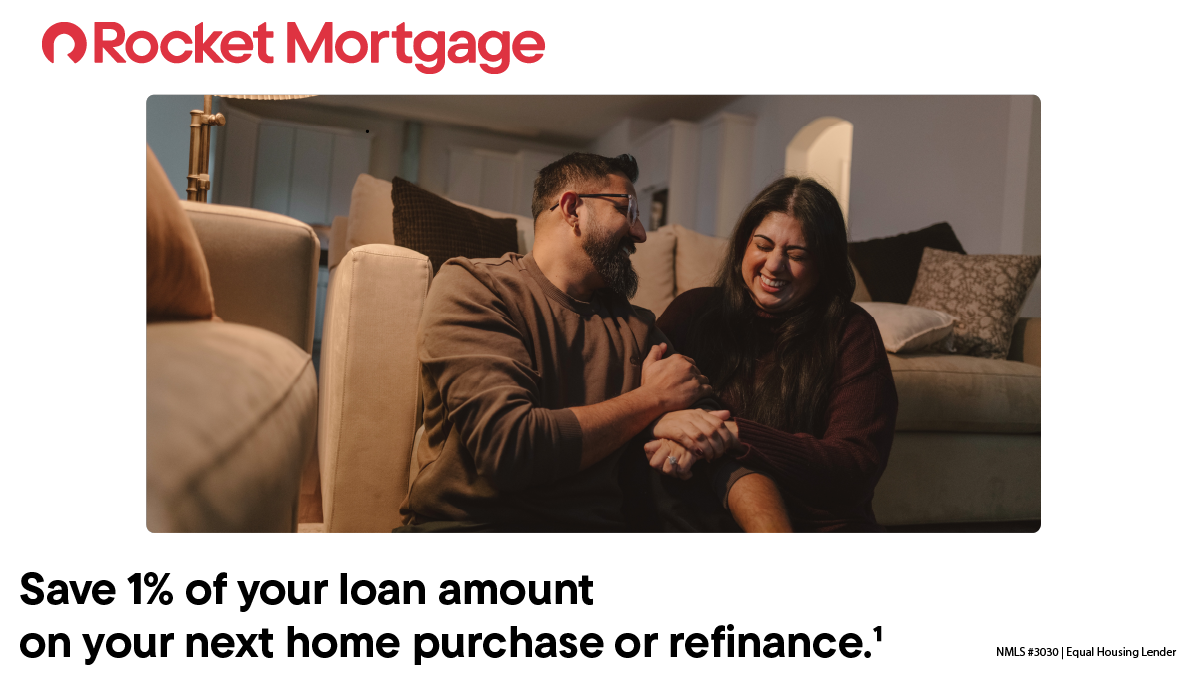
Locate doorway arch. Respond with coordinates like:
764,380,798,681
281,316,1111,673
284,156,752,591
785,117,853,224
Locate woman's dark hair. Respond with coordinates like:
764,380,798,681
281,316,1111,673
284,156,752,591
690,177,856,435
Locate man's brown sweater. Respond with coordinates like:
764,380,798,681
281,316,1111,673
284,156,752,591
400,253,668,530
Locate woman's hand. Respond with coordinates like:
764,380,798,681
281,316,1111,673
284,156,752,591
652,409,738,461
640,343,713,412
644,438,697,480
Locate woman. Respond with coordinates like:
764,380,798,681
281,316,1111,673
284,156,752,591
645,177,898,532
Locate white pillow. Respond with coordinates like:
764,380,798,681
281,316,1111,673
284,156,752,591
856,302,956,354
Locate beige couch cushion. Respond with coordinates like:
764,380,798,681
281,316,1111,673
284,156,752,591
629,228,677,317
874,432,1040,525
346,173,396,250
889,353,1040,433
671,224,729,295
328,216,349,268
147,321,317,532
318,244,431,532
183,202,319,353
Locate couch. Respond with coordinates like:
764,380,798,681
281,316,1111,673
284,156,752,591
315,174,1039,531
147,190,322,532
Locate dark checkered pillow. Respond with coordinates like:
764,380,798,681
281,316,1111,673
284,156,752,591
391,177,519,274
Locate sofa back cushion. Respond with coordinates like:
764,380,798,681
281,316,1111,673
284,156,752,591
345,173,395,251
328,216,349,268
628,228,677,317
146,145,215,322
670,224,729,296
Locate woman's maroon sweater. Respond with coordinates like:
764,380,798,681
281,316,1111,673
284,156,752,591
657,288,899,532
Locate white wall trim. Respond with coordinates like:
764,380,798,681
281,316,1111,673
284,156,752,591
1000,96,1035,255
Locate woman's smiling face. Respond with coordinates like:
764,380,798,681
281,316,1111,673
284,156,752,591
740,212,820,313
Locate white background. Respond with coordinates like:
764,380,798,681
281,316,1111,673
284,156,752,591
4,1,1197,697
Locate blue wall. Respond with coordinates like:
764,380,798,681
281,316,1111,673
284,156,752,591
146,95,218,199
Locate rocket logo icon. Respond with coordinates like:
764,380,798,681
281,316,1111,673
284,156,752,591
43,22,87,63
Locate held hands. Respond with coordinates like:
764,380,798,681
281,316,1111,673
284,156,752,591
644,438,698,480
640,343,713,412
644,408,740,480
652,409,738,461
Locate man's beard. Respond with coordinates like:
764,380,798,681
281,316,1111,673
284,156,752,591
582,221,639,299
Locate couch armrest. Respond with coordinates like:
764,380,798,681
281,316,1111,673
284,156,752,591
183,202,320,353
1007,317,1040,367
318,244,431,532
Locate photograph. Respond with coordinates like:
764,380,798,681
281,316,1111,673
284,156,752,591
146,94,1041,535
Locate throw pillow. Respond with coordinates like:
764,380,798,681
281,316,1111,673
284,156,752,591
146,145,215,322
391,177,520,274
451,200,536,255
847,222,966,303
855,302,956,354
671,224,729,295
907,248,1041,359
850,260,871,303
628,228,677,317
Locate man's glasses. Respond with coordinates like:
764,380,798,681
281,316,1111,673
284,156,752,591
550,194,640,226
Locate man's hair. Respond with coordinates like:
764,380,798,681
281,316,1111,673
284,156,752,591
531,152,639,221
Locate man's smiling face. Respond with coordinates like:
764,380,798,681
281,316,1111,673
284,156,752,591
579,174,646,299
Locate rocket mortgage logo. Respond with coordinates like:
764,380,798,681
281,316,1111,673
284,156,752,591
41,21,545,73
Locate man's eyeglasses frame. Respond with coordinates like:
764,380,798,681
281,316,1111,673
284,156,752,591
549,193,640,226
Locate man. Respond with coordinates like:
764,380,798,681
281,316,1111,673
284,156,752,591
399,153,729,531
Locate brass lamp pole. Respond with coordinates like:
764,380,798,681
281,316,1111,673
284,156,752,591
184,95,314,203
185,95,224,202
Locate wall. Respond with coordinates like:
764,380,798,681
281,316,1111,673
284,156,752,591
589,118,659,159
1020,98,1041,317
418,124,575,215
146,95,218,199
217,99,406,182
704,95,1040,315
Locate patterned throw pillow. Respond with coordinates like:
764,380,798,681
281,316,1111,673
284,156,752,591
907,248,1040,359
391,177,519,274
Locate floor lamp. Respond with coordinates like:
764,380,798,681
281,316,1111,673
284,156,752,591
185,95,315,203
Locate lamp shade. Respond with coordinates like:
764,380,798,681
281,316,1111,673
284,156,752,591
216,95,316,100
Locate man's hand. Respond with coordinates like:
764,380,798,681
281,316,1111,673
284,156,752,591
644,438,698,480
640,343,713,412
652,409,738,461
